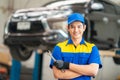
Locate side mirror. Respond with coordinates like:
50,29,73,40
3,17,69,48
91,3,104,11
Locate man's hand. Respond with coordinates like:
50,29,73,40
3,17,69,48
53,60,69,70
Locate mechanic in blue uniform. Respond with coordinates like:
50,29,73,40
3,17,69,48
49,13,102,80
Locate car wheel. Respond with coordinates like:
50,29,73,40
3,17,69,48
9,45,33,61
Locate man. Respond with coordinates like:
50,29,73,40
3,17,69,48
49,13,102,80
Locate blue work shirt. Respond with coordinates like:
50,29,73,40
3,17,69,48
50,38,102,80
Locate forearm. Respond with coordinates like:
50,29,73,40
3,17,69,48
53,66,82,79
69,63,99,76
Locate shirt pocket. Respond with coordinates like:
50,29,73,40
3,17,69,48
78,54,90,64
62,53,74,62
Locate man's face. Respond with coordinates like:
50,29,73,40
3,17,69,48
68,21,86,40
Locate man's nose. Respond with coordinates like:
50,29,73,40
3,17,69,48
74,27,78,32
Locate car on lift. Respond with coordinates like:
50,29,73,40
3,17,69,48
3,0,120,62
3,7,71,61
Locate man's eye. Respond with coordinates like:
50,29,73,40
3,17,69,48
70,25,74,28
78,25,83,29
70,25,83,29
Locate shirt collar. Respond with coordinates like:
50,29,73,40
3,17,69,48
67,38,86,45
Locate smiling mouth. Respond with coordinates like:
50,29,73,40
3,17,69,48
73,32,80,35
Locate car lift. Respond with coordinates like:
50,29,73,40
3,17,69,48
9,51,43,80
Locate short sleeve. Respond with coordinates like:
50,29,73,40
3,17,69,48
49,45,62,68
88,46,102,68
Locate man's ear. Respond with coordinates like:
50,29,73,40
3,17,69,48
83,24,86,31
66,25,69,30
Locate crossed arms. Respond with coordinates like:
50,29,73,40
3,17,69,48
52,63,99,79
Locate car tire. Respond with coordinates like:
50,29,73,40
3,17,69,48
9,45,33,61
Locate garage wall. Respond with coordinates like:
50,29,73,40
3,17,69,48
0,0,10,44
13,0,53,9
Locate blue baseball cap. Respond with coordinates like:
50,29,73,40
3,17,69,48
68,13,85,25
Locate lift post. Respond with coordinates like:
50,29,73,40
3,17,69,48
33,51,43,80
10,59,21,80
10,51,43,80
